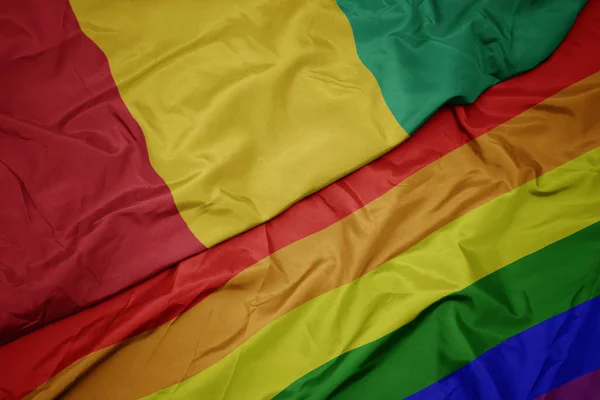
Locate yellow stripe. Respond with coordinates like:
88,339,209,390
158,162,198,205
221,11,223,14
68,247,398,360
23,73,600,399
145,146,600,399
24,73,600,400
69,0,407,246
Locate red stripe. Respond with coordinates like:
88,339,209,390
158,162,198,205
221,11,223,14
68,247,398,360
0,0,204,343
1,1,600,399
537,369,600,400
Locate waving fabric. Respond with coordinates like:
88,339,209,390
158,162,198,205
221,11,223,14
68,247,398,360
0,1,599,400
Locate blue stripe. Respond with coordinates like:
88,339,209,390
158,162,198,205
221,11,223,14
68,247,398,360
407,295,600,400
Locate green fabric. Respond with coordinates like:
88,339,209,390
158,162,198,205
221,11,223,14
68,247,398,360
337,0,587,133
275,221,600,399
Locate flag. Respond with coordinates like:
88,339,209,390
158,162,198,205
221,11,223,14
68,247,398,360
1,0,599,399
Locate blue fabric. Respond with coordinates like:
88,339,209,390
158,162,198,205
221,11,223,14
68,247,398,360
407,296,600,400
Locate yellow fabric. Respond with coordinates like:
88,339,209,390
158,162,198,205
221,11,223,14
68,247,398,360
22,73,600,400
69,0,407,246
145,146,600,399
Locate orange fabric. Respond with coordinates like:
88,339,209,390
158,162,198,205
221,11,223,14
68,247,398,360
27,72,600,400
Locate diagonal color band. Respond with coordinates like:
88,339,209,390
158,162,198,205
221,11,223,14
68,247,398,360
5,5,599,397
277,220,600,399
144,143,600,400
408,296,600,400
25,72,600,400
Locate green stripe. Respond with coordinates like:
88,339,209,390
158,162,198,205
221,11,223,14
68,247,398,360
275,220,600,399
337,0,587,133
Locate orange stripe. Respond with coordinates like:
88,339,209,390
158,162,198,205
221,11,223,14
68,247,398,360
4,5,600,397
26,71,600,400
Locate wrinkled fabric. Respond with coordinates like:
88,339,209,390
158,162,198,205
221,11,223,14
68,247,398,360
0,0,598,399
538,368,600,400
0,0,588,343
0,0,204,344
67,0,587,247
141,139,600,400
16,67,600,399
69,99,600,398
2,3,600,397
406,296,600,400
69,0,407,248
277,221,600,399
340,0,588,133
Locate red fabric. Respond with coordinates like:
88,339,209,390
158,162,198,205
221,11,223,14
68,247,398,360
0,0,204,343
537,368,600,400
1,2,599,398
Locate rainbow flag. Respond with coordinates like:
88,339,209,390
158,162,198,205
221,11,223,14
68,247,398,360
1,0,599,399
